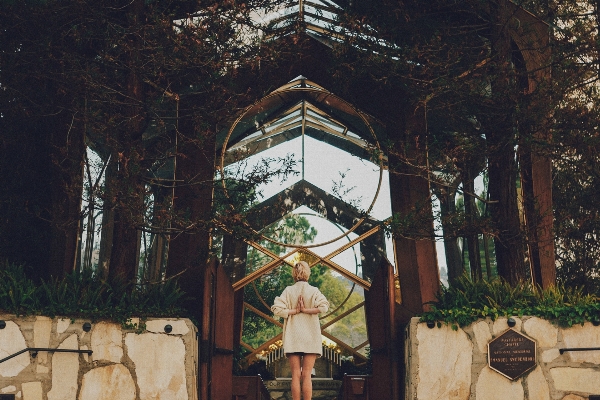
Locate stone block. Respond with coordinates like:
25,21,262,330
79,364,136,400
473,320,492,354
1,385,16,393
415,323,472,400
56,319,70,335
33,317,52,364
91,322,122,363
550,367,600,393
523,317,557,348
475,366,523,400
561,322,600,364
125,333,187,400
21,382,42,400
0,321,30,377
492,317,522,335
47,334,79,400
525,366,549,400
541,348,560,363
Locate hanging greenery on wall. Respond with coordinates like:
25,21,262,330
420,275,600,329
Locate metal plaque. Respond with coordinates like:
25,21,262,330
488,328,537,380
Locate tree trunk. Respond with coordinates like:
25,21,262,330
389,103,440,314
463,168,482,281
167,104,217,323
486,0,527,284
48,105,86,279
436,184,463,282
97,156,116,279
596,0,600,73
107,0,147,283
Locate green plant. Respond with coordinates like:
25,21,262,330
420,274,600,329
0,261,188,324
0,261,39,314
122,318,147,333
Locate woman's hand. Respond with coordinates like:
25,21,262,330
298,295,320,314
293,295,302,315
298,295,305,313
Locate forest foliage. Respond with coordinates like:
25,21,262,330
2,0,600,300
0,260,186,323
330,0,600,290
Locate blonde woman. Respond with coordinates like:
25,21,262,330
271,261,329,400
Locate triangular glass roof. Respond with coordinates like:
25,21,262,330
226,99,368,160
218,76,387,165
249,1,395,50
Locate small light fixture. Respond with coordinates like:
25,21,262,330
426,321,435,329
592,318,600,327
82,322,92,332
164,324,173,333
0,320,6,329
507,317,516,328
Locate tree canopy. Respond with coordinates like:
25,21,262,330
3,0,600,296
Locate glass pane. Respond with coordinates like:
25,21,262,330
242,308,282,350
244,263,295,314
303,135,379,214
246,245,277,274
260,212,319,248
224,136,302,204
318,271,365,324
329,245,362,278
324,306,368,350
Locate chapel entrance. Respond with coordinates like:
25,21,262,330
213,76,402,399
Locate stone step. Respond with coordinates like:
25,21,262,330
265,379,341,400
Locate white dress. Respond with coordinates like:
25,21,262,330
271,281,329,356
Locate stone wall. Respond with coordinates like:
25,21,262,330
0,315,197,400
405,316,600,400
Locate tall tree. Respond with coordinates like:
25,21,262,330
0,0,276,281
329,0,556,285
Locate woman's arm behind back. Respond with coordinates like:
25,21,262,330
300,289,329,315
313,289,329,314
271,287,292,318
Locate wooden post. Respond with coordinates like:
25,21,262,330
509,2,556,288
389,104,440,319
365,258,398,399
167,104,217,322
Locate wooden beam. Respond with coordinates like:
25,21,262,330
244,302,283,328
321,301,365,330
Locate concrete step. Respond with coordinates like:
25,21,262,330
265,378,341,400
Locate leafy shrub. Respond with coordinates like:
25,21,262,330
0,262,39,313
0,261,187,324
420,274,600,329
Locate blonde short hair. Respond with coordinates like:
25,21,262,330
292,261,311,282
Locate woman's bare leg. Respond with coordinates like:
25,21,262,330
301,354,318,400
288,354,302,400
